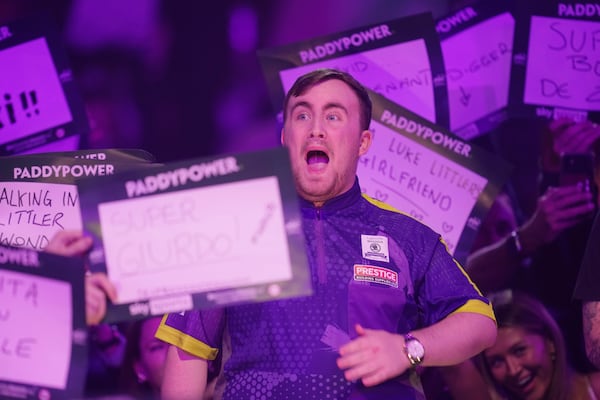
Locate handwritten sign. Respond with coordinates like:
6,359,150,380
510,0,600,122
0,14,89,155
437,2,515,139
0,149,157,251
0,181,82,250
77,147,311,323
259,12,449,127
525,17,600,110
0,245,86,399
1,270,70,387
359,90,511,263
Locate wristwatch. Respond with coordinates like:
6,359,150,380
403,333,425,367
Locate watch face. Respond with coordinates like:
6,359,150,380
407,339,425,358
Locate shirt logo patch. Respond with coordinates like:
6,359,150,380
361,234,389,262
353,264,398,288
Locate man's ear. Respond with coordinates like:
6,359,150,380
280,128,285,145
358,130,373,156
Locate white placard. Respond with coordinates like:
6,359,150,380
280,39,435,123
98,176,292,304
524,16,600,110
0,181,82,250
0,38,72,145
443,12,515,131
358,120,488,254
0,269,71,388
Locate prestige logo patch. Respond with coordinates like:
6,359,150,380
353,264,398,288
361,234,389,262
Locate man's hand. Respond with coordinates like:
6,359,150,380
548,118,600,155
521,184,595,247
45,230,117,325
337,324,409,387
86,273,117,325
45,230,93,257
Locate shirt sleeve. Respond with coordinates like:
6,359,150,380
419,236,495,326
155,308,226,361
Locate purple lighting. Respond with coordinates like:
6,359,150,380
228,5,258,54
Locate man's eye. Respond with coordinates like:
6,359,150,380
326,114,340,121
296,112,310,121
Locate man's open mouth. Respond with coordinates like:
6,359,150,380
307,150,329,164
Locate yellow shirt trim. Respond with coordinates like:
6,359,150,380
155,314,219,360
451,299,496,322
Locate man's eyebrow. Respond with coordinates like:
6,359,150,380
323,102,348,114
287,100,349,119
289,100,311,114
289,100,348,113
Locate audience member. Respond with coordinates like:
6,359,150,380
120,316,168,399
465,181,594,295
44,230,125,397
478,290,600,400
156,68,496,399
430,118,599,399
85,323,128,397
467,118,599,373
574,212,600,370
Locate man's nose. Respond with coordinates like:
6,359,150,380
309,119,326,138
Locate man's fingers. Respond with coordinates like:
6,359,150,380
64,236,93,256
87,273,118,302
340,356,377,382
45,230,92,256
85,284,107,325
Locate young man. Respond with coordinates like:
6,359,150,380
157,68,497,399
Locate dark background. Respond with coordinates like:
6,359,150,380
0,0,458,162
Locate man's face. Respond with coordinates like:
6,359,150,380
281,79,371,205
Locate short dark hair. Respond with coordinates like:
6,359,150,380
283,68,372,131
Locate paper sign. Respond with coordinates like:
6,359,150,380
437,2,515,139
359,90,511,263
1,270,71,388
0,245,87,399
0,149,157,251
0,38,72,145
524,16,599,110
99,177,292,304
0,180,82,250
0,14,89,155
510,0,600,122
77,147,311,323
259,12,450,127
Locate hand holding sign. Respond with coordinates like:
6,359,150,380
548,118,600,155
44,230,118,325
85,272,117,325
77,147,311,323
44,229,93,256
